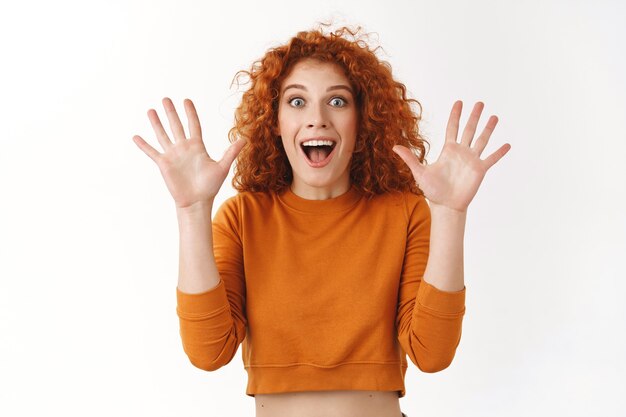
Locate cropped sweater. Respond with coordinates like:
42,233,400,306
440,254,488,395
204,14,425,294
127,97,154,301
175,186,466,398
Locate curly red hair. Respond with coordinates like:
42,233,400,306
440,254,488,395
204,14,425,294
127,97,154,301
228,23,429,198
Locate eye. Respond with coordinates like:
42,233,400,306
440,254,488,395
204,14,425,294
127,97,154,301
329,97,347,107
288,97,305,107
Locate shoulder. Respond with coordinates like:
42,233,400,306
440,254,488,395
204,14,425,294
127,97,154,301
214,191,277,219
213,191,276,239
366,190,429,220
403,190,430,216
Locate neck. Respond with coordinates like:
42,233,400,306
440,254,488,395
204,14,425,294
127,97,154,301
290,179,351,200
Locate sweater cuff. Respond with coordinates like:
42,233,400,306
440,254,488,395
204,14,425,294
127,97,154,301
176,279,228,316
417,280,466,314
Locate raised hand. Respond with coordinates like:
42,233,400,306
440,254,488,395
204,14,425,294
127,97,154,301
132,97,246,209
393,101,511,212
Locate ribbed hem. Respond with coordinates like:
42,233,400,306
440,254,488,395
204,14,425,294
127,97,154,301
417,280,466,314
244,362,407,398
176,280,228,316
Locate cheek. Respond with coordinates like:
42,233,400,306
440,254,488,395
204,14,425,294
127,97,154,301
342,113,358,149
278,111,297,137
277,112,284,136
280,132,298,159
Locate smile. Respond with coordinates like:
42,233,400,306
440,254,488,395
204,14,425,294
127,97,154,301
300,138,337,168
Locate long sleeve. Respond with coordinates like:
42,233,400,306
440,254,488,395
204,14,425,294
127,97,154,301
175,197,247,371
395,194,466,372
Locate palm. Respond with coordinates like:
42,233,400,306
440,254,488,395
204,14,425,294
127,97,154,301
417,141,486,211
156,138,229,208
393,101,511,212
132,97,245,209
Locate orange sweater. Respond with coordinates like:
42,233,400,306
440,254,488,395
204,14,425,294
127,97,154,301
176,186,466,398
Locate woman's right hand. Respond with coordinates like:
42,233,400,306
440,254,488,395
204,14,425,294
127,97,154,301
132,97,246,209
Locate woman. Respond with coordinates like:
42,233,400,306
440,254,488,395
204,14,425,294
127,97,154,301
132,24,510,417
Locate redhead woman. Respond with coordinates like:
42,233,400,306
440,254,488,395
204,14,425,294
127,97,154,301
132,24,511,417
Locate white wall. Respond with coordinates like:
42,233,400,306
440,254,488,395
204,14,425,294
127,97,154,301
1,0,624,416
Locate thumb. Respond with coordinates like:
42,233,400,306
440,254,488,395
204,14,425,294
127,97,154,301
392,145,424,183
218,138,247,170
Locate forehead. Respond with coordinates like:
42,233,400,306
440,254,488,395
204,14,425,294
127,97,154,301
280,59,351,90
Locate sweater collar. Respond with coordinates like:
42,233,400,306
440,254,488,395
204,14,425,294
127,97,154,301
278,185,362,214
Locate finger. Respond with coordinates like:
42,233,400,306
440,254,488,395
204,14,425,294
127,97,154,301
147,108,174,150
482,143,512,170
162,97,187,142
392,145,425,183
184,98,203,140
460,101,484,146
472,115,498,156
132,135,162,163
445,100,463,143
218,138,247,171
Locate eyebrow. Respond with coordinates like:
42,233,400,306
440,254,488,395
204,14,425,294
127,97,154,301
281,84,354,95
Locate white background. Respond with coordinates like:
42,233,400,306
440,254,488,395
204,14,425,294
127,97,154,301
1,0,625,416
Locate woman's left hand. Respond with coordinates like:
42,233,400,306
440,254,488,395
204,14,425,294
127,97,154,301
393,100,511,213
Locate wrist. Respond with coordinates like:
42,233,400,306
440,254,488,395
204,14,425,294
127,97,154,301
429,202,468,218
428,203,467,239
176,200,214,220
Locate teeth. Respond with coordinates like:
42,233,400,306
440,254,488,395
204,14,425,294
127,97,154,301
302,139,335,147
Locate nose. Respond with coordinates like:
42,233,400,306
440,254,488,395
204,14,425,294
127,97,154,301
307,103,328,129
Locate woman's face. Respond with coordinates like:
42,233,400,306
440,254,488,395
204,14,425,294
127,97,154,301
277,58,358,199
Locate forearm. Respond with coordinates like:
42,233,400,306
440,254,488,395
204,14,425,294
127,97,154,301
176,200,221,294
422,203,467,292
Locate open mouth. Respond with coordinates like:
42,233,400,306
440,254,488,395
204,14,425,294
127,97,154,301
301,139,337,164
